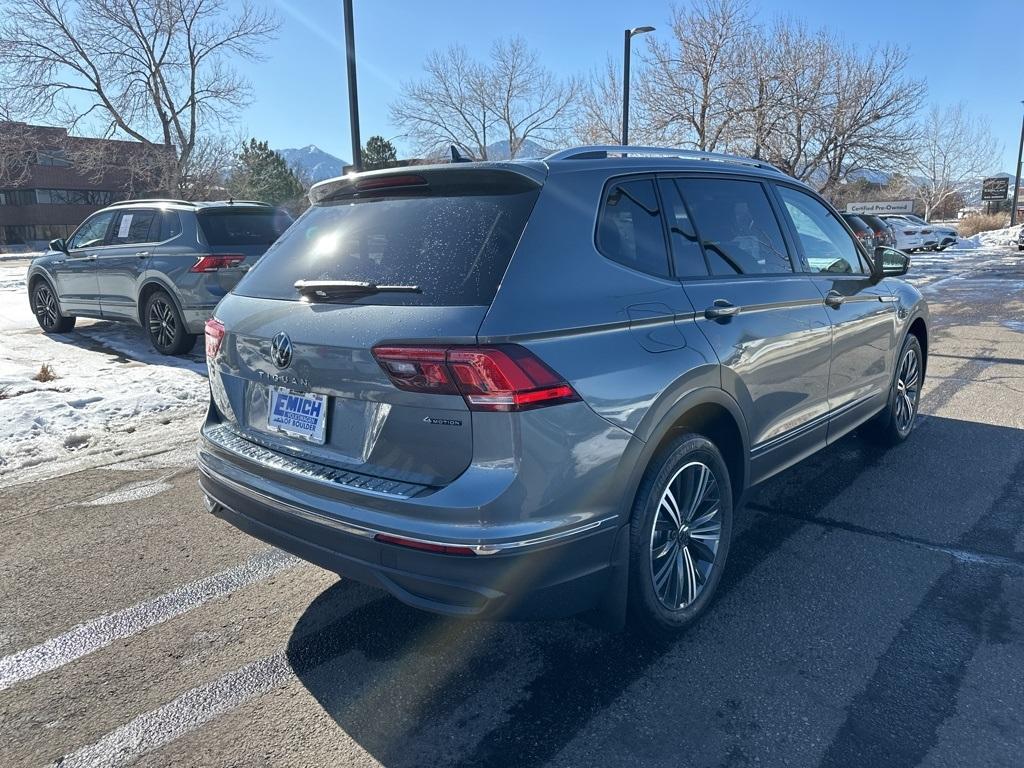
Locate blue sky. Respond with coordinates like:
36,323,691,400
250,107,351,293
240,0,1023,172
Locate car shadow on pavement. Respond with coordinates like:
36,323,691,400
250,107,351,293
45,319,206,374
285,415,1024,768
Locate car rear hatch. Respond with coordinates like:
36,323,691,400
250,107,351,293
206,166,544,488
195,205,293,293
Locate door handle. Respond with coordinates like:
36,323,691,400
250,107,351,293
824,290,845,308
704,299,740,320
87,254,98,261
878,295,898,303
135,251,150,258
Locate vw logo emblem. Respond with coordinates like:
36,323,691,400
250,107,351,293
270,332,292,370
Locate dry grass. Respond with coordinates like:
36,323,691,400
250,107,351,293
957,214,1010,238
33,363,58,382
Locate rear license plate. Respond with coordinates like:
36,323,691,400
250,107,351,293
267,387,328,444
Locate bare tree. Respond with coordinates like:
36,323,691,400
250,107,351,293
729,19,922,195
390,37,576,160
483,37,578,159
904,103,1000,220
816,44,923,195
0,0,278,193
638,0,753,151
572,56,661,146
0,106,38,186
389,45,492,160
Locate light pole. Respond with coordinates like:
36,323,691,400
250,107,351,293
621,26,655,146
343,0,362,172
1011,100,1024,227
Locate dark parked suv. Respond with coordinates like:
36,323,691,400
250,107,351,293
27,199,292,354
198,146,928,636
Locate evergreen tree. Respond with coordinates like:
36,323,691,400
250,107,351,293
229,139,305,207
363,136,398,171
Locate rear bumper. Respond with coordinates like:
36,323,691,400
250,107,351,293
198,452,622,619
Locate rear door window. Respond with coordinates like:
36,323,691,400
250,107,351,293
198,208,292,247
235,189,540,306
596,178,671,277
109,210,159,245
676,178,793,275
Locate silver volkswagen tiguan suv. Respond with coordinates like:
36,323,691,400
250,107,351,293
198,147,928,636
27,199,292,354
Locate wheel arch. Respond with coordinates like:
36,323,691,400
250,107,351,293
137,278,185,327
907,315,928,377
620,387,750,519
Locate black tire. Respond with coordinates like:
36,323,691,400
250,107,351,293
144,290,195,355
31,279,76,333
865,334,923,447
627,433,733,639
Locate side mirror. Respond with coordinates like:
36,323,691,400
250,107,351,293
873,246,909,278
48,238,67,253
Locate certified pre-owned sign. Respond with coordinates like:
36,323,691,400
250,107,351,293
981,177,1009,201
846,200,914,215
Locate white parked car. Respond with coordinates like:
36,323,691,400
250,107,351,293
883,215,957,251
880,216,927,252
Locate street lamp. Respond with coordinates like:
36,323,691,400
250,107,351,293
622,25,655,146
343,0,362,172
1011,100,1024,227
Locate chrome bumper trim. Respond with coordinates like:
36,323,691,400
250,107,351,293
202,423,426,500
199,463,616,556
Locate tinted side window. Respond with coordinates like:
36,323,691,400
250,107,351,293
160,211,183,241
596,179,670,277
777,186,865,274
676,179,792,275
110,210,159,245
67,211,115,250
658,179,708,278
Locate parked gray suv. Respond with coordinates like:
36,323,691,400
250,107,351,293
198,147,928,636
27,199,292,354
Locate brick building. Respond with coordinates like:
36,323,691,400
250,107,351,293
0,122,169,251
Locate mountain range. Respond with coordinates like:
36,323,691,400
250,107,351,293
276,145,348,183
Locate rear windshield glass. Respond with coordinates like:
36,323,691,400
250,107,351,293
198,208,292,246
234,190,539,306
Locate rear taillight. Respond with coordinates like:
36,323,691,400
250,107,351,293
205,318,225,358
190,254,245,272
372,344,580,412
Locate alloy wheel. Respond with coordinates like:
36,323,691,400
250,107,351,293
894,347,921,434
148,298,178,349
649,461,722,610
34,284,59,330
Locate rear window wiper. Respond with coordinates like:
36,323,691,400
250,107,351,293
294,280,421,302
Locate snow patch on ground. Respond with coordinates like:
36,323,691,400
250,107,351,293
0,261,206,486
952,224,1022,250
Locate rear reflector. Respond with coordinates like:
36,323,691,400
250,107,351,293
374,533,476,556
205,318,225,358
372,344,580,412
190,254,245,272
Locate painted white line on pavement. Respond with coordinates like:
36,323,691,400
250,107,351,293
52,652,294,768
0,548,300,691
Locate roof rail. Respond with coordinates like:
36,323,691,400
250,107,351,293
205,199,273,206
544,145,782,173
108,198,195,207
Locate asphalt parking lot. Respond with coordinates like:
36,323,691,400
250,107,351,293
2,246,1023,767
